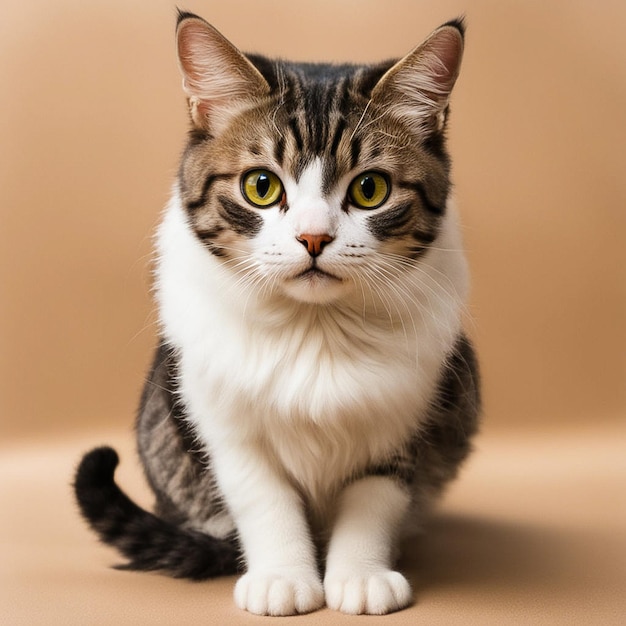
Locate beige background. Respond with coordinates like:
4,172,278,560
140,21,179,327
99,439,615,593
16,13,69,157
1,0,624,441
1,1,625,625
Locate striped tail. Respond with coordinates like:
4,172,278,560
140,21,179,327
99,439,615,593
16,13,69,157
73,446,240,580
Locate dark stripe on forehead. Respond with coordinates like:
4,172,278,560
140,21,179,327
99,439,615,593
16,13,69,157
350,137,362,170
288,117,304,151
329,118,347,158
304,82,329,154
286,70,354,161
321,117,347,192
217,196,262,237
336,77,354,117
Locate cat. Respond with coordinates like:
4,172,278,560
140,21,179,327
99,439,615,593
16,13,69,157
74,10,480,616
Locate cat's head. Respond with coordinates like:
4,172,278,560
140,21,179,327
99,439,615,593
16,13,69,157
175,11,464,306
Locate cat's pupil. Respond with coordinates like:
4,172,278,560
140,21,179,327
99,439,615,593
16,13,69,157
361,177,376,200
257,174,270,198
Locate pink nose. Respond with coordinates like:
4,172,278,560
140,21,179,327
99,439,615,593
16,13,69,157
296,233,334,257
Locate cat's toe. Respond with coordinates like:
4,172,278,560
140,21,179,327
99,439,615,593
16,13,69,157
324,570,412,615
234,569,324,616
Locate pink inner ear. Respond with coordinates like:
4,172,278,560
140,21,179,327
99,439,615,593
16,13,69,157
176,17,269,106
177,21,212,94
424,28,463,88
176,19,271,133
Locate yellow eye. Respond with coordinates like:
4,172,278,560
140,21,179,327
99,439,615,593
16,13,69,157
241,170,283,207
348,172,390,209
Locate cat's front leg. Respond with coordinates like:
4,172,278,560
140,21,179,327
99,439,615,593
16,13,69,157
324,475,413,615
211,445,324,616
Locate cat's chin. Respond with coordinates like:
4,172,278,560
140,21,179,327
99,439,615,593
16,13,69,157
280,269,348,304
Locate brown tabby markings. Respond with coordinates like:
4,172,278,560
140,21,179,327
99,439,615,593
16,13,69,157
176,56,452,261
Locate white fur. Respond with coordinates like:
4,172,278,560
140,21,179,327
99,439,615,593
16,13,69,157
324,476,413,614
155,165,468,614
282,159,338,236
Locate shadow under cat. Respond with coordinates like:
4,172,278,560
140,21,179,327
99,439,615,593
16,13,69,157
404,512,621,598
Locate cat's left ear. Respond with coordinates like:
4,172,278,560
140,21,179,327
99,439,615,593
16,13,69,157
371,20,465,135
176,12,270,133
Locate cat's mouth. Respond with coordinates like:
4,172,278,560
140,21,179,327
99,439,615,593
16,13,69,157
283,265,346,303
293,267,341,282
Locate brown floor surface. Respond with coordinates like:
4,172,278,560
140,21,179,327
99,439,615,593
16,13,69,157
2,425,625,625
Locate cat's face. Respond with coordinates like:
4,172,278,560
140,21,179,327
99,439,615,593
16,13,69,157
175,14,463,305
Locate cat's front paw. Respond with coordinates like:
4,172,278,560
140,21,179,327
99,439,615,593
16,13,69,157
234,568,324,616
324,569,412,615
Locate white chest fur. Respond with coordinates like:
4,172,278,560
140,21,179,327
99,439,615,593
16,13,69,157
155,193,468,509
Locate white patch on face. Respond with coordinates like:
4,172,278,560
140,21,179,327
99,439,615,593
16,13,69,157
252,158,360,304
283,158,337,238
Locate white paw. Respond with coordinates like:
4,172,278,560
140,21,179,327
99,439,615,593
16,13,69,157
324,570,412,615
234,568,324,616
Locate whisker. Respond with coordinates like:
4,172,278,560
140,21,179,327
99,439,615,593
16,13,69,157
349,98,373,143
362,264,419,349
377,251,470,319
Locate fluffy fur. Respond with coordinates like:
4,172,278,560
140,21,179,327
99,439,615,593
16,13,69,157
74,11,480,617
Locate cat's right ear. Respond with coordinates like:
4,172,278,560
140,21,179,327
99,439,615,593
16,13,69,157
176,12,270,133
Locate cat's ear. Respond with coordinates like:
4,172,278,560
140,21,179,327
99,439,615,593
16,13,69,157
176,12,270,133
371,20,464,135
